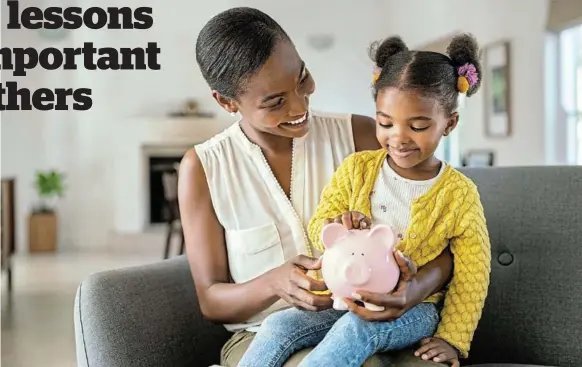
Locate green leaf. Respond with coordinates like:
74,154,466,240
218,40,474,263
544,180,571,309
35,170,66,198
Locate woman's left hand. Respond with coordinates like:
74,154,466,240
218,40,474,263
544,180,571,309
344,250,421,322
414,337,460,367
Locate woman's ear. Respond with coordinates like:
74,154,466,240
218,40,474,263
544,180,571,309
212,91,238,114
443,112,459,136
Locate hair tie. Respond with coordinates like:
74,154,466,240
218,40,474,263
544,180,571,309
373,65,382,83
457,63,478,93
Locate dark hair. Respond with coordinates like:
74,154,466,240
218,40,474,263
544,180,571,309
196,7,291,99
369,33,482,113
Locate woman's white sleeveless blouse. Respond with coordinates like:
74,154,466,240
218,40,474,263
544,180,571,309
194,111,355,331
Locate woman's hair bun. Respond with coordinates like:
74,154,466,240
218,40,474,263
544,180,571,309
369,36,408,68
446,33,480,67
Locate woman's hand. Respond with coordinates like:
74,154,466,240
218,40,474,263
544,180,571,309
344,250,422,321
269,255,334,312
415,337,460,367
324,211,371,230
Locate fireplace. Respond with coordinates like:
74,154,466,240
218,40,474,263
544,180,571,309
109,116,233,239
147,155,182,225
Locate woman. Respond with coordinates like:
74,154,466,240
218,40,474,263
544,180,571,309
178,7,452,367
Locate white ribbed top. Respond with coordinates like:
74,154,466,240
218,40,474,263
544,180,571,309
370,159,446,240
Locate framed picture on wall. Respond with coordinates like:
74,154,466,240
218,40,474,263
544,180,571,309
483,41,512,138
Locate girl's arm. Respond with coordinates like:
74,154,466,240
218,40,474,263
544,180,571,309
432,185,492,358
308,154,357,254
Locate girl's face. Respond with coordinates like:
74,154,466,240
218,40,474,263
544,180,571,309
375,88,458,171
214,39,316,139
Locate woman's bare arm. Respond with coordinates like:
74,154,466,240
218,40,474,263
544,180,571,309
411,246,453,300
352,114,381,152
178,148,280,323
178,148,332,324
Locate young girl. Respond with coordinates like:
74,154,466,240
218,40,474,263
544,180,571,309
238,33,491,367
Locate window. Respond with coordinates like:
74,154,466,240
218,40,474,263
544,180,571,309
559,24,582,164
545,23,582,165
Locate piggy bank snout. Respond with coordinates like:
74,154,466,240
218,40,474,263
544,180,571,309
343,260,371,286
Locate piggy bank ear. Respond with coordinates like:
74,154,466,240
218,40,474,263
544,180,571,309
321,222,349,249
368,224,397,249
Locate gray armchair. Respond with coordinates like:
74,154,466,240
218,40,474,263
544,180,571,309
74,256,230,367
75,167,582,367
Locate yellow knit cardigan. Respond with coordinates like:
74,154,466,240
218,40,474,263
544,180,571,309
307,149,491,358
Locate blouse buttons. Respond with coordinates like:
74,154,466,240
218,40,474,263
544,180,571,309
410,233,417,239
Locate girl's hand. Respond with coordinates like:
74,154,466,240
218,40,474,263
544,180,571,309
324,211,371,230
415,337,460,367
344,250,420,321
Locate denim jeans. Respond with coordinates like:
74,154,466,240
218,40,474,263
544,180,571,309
237,302,440,367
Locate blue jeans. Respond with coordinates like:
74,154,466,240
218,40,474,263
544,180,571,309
238,302,439,367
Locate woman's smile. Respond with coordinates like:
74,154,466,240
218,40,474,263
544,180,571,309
280,111,309,132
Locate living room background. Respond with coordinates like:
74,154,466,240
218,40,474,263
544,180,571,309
1,1,580,366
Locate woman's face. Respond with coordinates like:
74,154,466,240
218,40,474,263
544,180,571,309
215,39,316,139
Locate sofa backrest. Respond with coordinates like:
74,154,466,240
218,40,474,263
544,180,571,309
459,166,582,367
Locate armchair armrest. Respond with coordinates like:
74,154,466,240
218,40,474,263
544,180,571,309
74,255,231,367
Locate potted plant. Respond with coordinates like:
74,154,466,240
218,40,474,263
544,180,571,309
28,170,65,253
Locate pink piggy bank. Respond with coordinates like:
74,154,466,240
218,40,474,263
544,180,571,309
320,223,400,311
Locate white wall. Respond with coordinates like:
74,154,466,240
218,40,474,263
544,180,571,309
86,0,394,249
385,0,550,166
